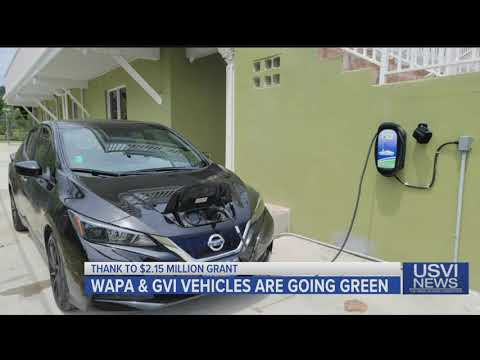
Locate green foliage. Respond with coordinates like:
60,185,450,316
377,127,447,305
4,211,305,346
0,86,37,141
0,86,5,115
0,102,36,142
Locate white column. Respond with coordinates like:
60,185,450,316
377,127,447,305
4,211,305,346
379,48,389,85
218,48,235,171
61,93,69,120
55,96,60,119
80,88,85,117
445,48,454,76
454,151,467,262
65,89,90,118
60,94,65,119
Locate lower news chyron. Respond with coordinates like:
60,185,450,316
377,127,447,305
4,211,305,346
83,262,469,296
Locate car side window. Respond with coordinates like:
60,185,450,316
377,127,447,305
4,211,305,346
25,128,39,160
34,127,56,176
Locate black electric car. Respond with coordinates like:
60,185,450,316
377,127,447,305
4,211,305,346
8,120,273,311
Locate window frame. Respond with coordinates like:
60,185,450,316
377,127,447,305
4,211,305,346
252,54,281,89
71,100,79,120
106,85,127,120
24,128,39,160
34,125,61,177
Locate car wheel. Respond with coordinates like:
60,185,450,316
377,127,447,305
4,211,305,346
9,191,27,232
46,234,76,312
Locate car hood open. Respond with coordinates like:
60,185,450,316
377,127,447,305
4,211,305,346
61,164,255,238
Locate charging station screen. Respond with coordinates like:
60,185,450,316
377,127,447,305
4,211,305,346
377,129,397,169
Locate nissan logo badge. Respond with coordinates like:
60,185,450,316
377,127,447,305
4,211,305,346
208,234,225,252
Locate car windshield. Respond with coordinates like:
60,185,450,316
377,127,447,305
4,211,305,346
60,123,206,174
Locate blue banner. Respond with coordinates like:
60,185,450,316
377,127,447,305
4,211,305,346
402,263,469,295
84,275,401,296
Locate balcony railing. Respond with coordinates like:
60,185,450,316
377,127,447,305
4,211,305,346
342,48,480,84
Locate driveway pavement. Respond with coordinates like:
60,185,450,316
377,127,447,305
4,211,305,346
0,142,62,314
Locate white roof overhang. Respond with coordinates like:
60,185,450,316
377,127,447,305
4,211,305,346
3,47,162,106
4,47,223,107
185,47,218,62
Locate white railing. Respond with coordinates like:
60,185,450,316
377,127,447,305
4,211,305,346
342,48,480,84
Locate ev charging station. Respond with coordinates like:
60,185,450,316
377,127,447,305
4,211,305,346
375,122,407,177
333,121,474,264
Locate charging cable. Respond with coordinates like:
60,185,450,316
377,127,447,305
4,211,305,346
331,134,377,262
331,138,459,262
203,207,248,249
394,141,458,190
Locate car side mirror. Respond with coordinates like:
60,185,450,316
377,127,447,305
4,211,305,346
15,160,42,177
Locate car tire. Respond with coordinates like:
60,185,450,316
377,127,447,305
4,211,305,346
9,191,27,232
46,234,76,312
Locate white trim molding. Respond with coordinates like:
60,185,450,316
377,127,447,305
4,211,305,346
106,85,127,120
64,89,90,118
76,48,161,61
112,55,162,105
22,106,41,124
33,76,88,90
218,48,235,64
186,48,218,63
61,93,69,120
14,93,53,106
218,48,235,171
35,99,58,121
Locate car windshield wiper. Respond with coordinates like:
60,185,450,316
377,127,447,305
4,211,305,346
70,168,122,177
120,167,198,175
70,167,201,177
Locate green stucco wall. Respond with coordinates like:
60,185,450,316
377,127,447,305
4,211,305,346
235,48,480,288
171,49,226,165
84,54,173,125
37,87,84,121
43,98,59,121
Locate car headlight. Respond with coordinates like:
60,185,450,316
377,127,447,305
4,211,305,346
68,210,156,247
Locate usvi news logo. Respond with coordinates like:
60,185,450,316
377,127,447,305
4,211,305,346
402,263,469,295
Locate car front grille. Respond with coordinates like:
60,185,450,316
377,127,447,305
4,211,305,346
169,226,242,259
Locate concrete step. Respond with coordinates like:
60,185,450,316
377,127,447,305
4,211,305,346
318,48,344,60
385,69,431,84
266,203,290,236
